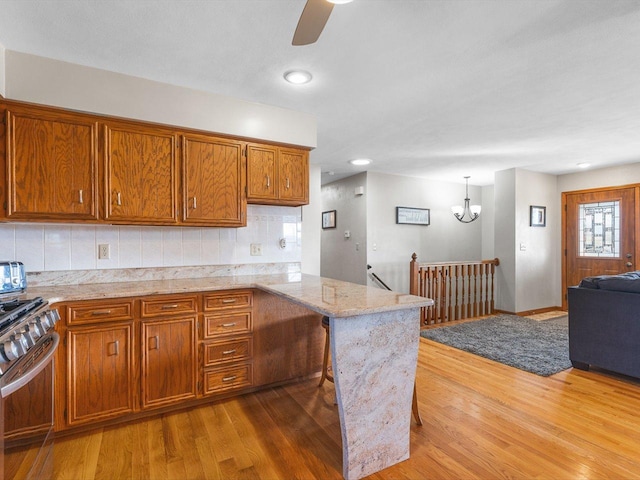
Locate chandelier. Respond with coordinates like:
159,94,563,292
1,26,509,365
451,176,481,223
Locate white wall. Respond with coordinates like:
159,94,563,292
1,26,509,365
321,173,368,285
514,170,559,312
5,51,316,148
320,172,485,293
494,169,517,312
0,43,5,97
302,165,322,275
557,163,640,192
481,185,495,260
0,205,301,273
366,172,483,293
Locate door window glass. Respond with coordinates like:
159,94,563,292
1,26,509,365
579,201,619,257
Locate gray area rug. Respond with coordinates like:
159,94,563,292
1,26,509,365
420,314,571,376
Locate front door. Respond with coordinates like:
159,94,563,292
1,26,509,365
563,186,637,308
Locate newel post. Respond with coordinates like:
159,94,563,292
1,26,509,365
410,253,419,296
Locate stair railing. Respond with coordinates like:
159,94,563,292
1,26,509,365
410,253,500,325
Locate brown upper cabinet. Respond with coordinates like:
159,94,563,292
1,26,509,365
182,133,246,226
4,103,99,221
1,100,310,226
247,143,309,206
104,122,178,224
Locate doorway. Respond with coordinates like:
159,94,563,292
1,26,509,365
562,185,639,309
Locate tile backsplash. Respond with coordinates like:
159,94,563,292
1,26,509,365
0,205,302,272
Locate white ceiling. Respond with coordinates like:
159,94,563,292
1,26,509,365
1,0,639,186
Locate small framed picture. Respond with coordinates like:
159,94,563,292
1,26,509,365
396,206,430,226
322,210,337,229
530,205,546,227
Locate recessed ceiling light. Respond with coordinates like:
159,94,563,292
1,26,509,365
284,70,312,85
577,162,591,169
349,158,371,166
327,0,354,4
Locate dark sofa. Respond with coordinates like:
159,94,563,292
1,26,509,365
568,271,640,379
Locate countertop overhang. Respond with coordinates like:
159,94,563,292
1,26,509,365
28,273,432,318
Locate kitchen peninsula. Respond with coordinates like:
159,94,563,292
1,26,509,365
30,271,431,480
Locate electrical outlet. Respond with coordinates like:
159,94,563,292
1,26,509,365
250,243,263,256
98,244,110,260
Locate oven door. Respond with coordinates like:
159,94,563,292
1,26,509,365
1,332,59,480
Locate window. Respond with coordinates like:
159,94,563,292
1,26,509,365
578,201,619,257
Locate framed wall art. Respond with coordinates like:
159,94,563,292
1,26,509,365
322,210,337,229
396,206,430,226
530,205,546,227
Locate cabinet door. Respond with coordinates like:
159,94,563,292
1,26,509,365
104,123,178,224
182,134,245,226
278,148,309,205
246,144,278,203
141,316,197,409
67,324,135,426
6,106,98,220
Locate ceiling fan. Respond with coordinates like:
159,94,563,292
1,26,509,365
292,0,353,46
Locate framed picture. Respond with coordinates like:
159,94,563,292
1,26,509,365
322,210,337,229
530,205,546,227
396,206,430,226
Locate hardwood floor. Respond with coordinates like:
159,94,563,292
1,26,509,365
53,337,640,479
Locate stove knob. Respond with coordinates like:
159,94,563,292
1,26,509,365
1,340,20,361
14,333,31,351
44,310,60,328
31,319,46,337
26,321,43,341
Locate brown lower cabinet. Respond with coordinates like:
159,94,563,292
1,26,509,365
66,323,135,426
54,289,323,433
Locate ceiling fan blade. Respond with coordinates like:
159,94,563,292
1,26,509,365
292,0,334,46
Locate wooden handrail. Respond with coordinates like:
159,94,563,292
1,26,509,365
410,253,500,325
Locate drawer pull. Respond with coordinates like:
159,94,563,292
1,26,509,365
266,174,270,188
221,299,237,304
221,322,237,328
149,335,159,350
222,375,237,382
286,177,290,189
222,349,237,355
161,304,179,310
91,310,112,316
116,191,122,206
79,189,84,204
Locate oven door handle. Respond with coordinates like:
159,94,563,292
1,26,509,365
0,332,60,398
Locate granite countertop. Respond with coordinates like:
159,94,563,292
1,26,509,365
28,273,432,318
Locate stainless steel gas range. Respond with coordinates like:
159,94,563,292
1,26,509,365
0,262,60,480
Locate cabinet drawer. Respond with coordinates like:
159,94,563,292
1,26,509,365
203,290,252,311
204,312,252,338
204,336,252,366
141,296,198,318
67,300,134,325
204,363,252,395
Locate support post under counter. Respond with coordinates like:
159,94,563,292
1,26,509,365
330,308,421,480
